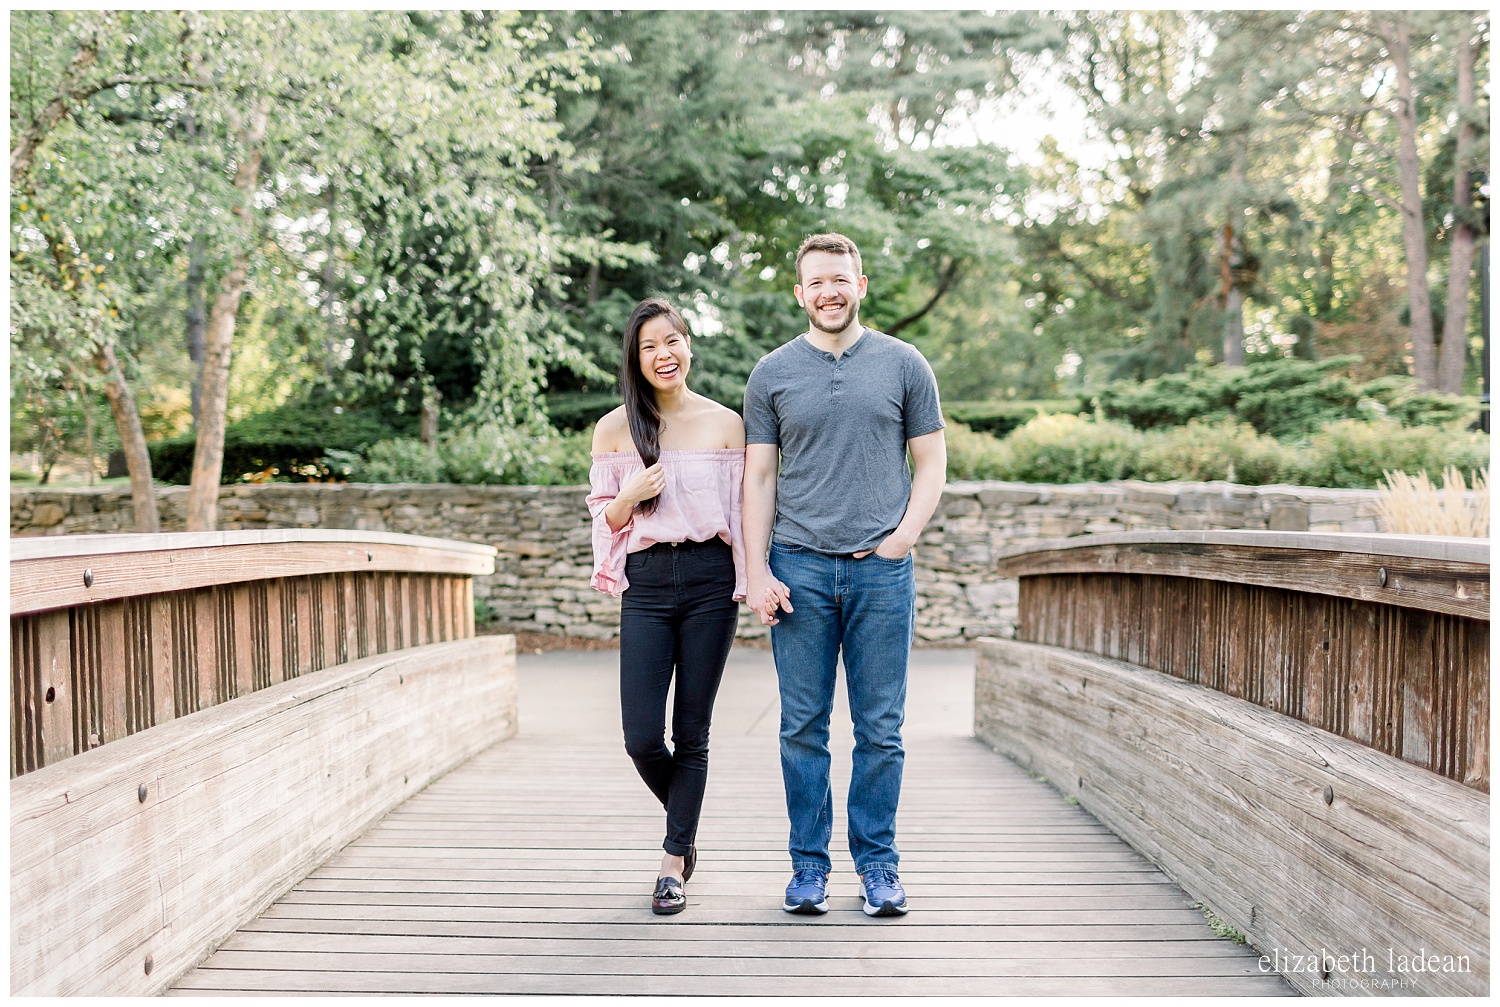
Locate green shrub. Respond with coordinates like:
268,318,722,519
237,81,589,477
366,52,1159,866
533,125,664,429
1096,367,1234,430
1290,420,1491,489
513,428,592,485
943,398,1086,439
1095,356,1479,440
149,401,401,484
997,413,1143,483
355,439,446,483
327,426,595,486
1355,376,1480,428
440,425,528,484
943,421,1012,481
942,413,1490,490
1135,420,1293,484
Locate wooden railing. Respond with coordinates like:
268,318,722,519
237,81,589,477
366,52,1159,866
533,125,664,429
10,530,493,777
998,530,1490,791
11,529,512,997
979,529,1489,996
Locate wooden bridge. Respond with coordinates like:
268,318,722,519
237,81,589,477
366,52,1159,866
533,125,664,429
10,529,1489,996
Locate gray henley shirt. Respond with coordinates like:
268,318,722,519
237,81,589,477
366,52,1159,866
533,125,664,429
743,328,945,555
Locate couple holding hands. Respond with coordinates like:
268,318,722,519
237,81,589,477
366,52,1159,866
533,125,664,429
587,232,947,917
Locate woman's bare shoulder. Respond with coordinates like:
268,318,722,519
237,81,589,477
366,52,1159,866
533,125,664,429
591,407,631,453
701,398,745,448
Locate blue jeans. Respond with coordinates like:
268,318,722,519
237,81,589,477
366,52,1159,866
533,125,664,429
768,542,915,875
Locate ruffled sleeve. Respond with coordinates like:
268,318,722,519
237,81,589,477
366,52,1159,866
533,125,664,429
723,454,748,602
586,460,632,596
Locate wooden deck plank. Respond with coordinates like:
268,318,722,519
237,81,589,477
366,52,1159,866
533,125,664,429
236,916,1244,943
169,968,1293,995
173,650,1290,995
217,930,1264,958
194,948,1273,978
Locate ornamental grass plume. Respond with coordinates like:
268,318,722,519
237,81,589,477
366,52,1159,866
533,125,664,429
1375,466,1489,537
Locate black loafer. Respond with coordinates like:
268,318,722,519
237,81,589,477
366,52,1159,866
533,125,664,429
652,876,686,915
682,847,697,883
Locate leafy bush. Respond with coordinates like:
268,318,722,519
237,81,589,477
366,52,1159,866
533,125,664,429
348,439,446,483
149,401,401,484
943,421,1012,480
996,413,1144,483
1096,367,1233,431
943,398,1085,439
1289,420,1491,489
1353,376,1479,428
1135,420,1293,484
1095,356,1478,440
331,426,594,486
943,412,1490,490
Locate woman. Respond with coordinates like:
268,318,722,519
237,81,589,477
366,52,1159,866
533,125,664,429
587,297,746,915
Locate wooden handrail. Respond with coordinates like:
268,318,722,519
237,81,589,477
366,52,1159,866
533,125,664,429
996,530,1489,620
11,529,495,616
997,530,1490,790
9,531,497,777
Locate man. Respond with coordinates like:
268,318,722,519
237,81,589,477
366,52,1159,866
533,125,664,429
742,232,947,917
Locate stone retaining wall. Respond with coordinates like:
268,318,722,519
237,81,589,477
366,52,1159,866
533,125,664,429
12,480,1388,643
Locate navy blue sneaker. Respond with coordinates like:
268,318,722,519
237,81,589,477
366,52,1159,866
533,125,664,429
860,866,908,916
782,868,829,914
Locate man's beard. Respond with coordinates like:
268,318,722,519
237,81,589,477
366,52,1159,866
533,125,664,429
805,298,857,334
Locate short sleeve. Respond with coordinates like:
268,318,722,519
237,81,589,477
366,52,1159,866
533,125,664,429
585,461,632,596
902,348,946,440
743,361,780,446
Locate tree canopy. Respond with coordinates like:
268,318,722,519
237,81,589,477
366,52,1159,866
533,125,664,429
10,10,1489,495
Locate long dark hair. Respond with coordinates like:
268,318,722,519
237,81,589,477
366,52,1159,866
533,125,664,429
621,297,689,515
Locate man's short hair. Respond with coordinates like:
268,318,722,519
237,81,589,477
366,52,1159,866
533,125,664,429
795,233,863,283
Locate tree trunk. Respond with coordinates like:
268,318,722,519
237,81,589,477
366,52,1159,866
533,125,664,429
1223,286,1246,366
322,179,338,377
182,102,207,425
186,97,270,531
419,388,442,446
185,232,207,424
94,341,160,532
1219,133,1250,366
1437,31,1479,394
1387,18,1439,389
13,19,160,529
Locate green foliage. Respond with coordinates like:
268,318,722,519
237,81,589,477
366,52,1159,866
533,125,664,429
1134,420,1292,484
148,402,399,484
1191,902,1248,945
1290,420,1491,489
947,411,1489,488
333,427,593,486
1097,357,1479,440
994,414,1145,484
12,9,1488,489
944,399,1085,439
943,422,1014,482
1354,377,1479,427
349,439,445,484
546,391,622,432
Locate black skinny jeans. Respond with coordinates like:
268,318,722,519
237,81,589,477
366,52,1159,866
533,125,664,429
619,537,738,856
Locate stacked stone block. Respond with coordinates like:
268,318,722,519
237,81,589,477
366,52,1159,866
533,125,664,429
12,479,1389,644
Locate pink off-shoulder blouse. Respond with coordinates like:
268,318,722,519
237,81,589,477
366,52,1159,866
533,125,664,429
586,448,748,601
